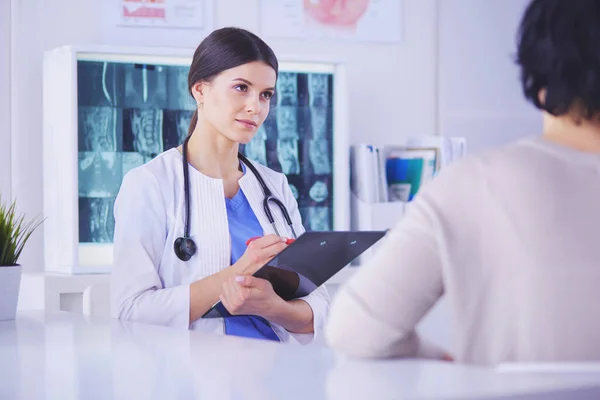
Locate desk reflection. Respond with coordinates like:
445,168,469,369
111,318,330,400
3,313,600,400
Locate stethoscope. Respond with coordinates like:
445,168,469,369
174,135,298,261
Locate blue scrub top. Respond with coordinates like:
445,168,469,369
223,163,280,342
226,189,263,266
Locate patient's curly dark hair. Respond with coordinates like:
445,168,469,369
516,0,600,120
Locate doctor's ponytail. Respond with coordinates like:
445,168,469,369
186,27,278,138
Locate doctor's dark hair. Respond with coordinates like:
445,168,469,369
516,0,600,121
186,27,279,137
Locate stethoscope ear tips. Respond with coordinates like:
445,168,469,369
174,237,197,261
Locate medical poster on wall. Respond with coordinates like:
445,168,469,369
259,0,402,43
117,0,209,29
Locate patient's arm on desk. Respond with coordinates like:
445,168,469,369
325,197,448,360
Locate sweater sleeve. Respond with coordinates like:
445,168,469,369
324,192,447,359
110,167,191,328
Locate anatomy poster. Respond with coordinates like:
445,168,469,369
117,0,208,29
259,0,402,43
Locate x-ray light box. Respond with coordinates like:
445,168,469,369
43,45,349,274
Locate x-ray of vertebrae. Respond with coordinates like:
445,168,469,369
77,61,200,244
78,152,122,198
166,66,196,111
289,183,299,200
78,107,119,152
310,106,328,139
163,110,193,150
309,180,329,203
79,198,115,243
77,61,121,107
276,73,298,106
277,139,300,175
308,139,332,175
124,64,168,109
122,152,145,177
276,106,299,140
244,125,268,166
308,74,330,107
302,207,331,231
125,109,164,157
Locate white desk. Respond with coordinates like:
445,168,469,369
1,312,600,400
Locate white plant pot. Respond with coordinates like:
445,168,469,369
0,264,22,320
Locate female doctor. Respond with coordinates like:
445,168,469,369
110,27,330,344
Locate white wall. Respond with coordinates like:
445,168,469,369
0,0,10,200
10,0,437,273
438,0,541,154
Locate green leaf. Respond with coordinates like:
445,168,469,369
0,196,44,266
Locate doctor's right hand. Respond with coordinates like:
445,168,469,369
233,234,289,276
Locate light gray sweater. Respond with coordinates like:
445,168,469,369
326,136,600,365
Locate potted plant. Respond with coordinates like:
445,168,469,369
0,197,43,320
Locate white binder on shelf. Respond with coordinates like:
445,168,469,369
350,144,388,204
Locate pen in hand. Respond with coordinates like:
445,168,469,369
246,236,295,246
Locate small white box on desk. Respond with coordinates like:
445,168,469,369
18,272,110,314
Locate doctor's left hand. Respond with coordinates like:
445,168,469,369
220,275,284,317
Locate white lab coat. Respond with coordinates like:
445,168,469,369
110,148,331,344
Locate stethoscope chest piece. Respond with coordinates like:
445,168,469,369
174,237,197,261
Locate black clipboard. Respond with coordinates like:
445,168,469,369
201,230,387,318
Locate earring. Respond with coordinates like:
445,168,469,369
197,101,203,108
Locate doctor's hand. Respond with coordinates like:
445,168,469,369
220,275,285,317
233,234,289,275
